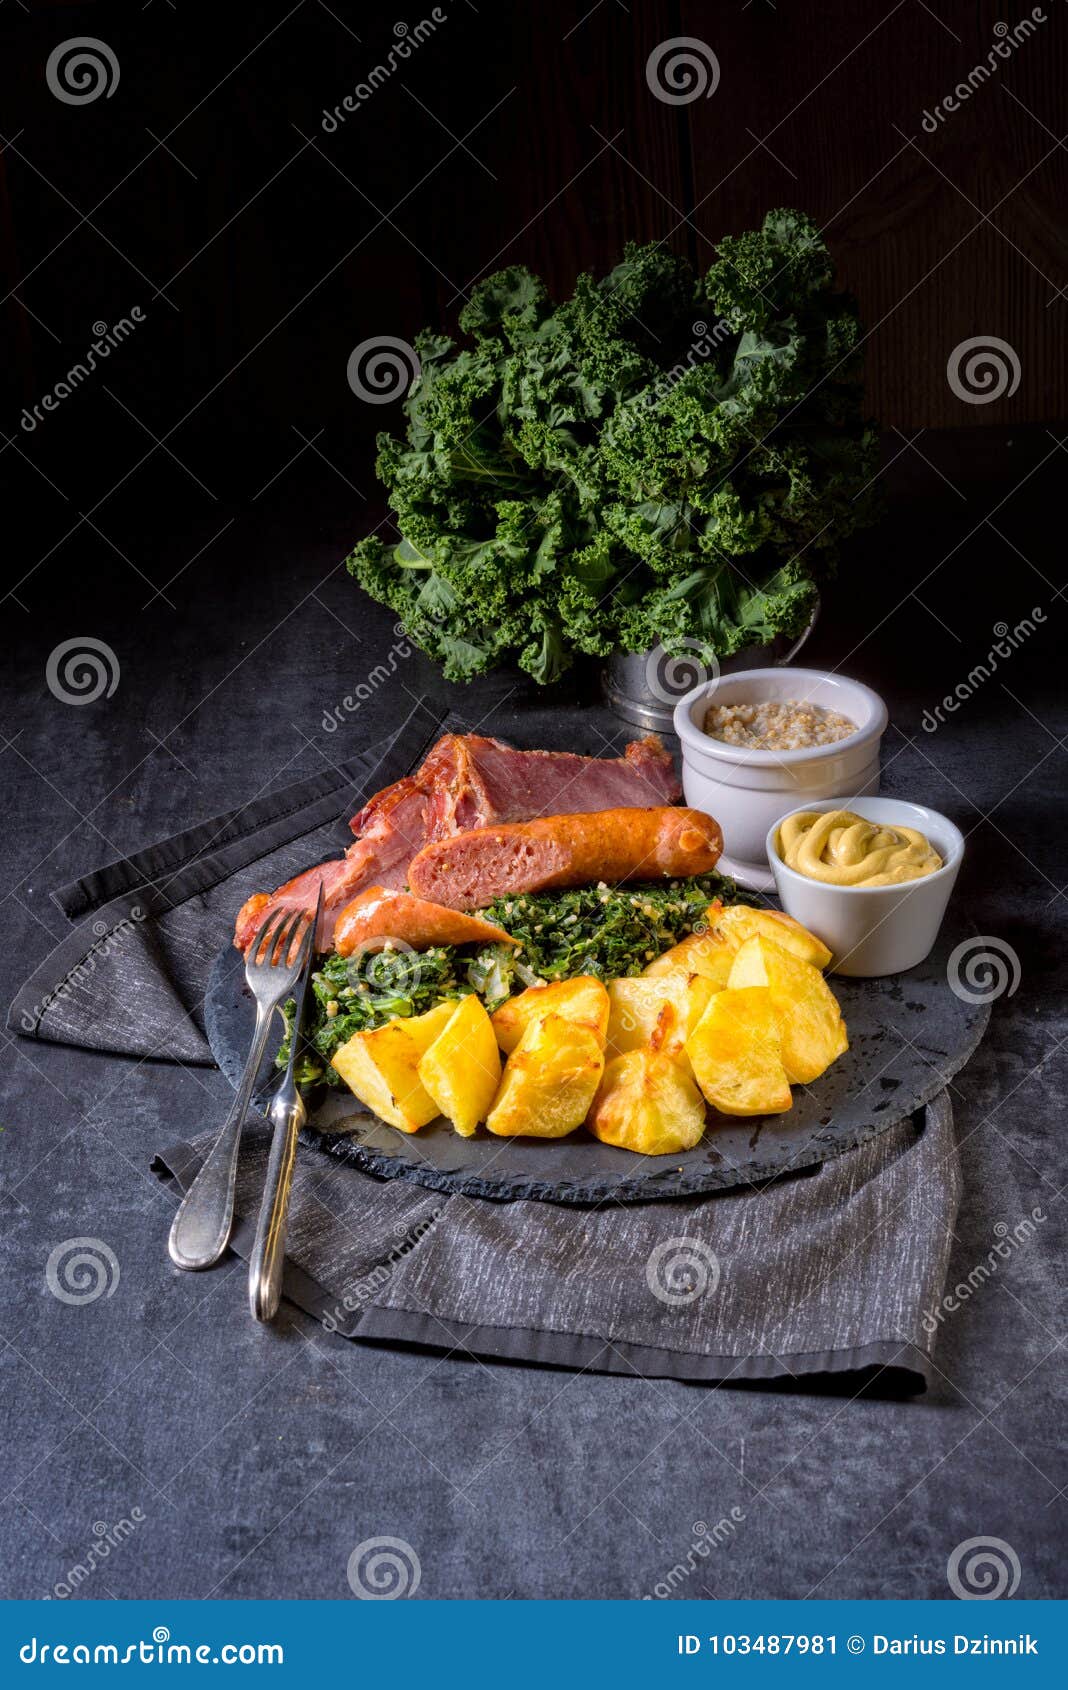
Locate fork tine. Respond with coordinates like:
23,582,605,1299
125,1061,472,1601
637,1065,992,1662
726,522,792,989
291,905,317,966
271,907,307,970
248,905,290,967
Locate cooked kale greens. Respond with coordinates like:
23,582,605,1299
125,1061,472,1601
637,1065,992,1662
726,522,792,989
347,211,878,683
278,945,466,1089
477,875,738,987
278,874,747,1087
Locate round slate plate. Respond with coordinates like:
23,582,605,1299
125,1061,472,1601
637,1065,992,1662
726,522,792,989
205,907,989,1206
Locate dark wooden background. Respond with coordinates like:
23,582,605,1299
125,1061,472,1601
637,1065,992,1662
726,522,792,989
2,0,1066,523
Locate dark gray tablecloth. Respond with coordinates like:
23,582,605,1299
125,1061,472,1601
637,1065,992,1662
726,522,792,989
10,698,963,1393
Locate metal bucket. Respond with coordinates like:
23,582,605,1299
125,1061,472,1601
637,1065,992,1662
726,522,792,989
600,600,821,737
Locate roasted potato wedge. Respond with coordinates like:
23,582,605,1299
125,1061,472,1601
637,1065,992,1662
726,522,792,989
331,1000,457,1133
713,904,833,971
606,973,714,1059
685,986,793,1116
726,935,848,1084
643,929,735,989
418,994,501,1138
490,975,609,1055
486,1014,605,1138
588,1049,706,1155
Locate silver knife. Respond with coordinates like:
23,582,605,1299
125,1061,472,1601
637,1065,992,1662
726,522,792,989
248,881,324,1323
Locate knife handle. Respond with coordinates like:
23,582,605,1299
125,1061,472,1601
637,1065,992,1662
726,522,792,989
248,1086,306,1322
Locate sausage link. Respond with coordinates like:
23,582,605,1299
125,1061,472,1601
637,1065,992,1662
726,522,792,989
407,808,723,909
333,887,516,955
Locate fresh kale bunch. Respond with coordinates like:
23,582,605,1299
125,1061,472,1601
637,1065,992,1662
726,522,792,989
347,209,878,683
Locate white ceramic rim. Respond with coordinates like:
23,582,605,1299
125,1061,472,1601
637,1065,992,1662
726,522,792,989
672,667,889,767
766,796,965,897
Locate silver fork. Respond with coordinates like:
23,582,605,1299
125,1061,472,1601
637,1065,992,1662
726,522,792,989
248,882,323,1323
168,907,312,1272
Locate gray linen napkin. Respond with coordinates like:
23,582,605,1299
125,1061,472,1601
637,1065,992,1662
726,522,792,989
12,695,965,1392
9,699,447,1061
152,1095,959,1389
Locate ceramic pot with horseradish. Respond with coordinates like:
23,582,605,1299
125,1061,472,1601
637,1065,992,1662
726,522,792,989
673,668,888,891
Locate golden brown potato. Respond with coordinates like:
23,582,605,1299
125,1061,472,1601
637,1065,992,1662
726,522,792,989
331,1000,457,1133
643,929,735,989
485,1014,605,1138
588,1049,707,1155
418,994,501,1138
685,986,793,1116
605,973,714,1059
726,935,848,1084
713,905,833,971
490,976,609,1055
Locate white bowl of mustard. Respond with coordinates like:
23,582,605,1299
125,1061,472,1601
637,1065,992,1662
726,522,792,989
766,797,964,977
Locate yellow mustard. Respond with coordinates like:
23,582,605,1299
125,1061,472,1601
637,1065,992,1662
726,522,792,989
777,809,942,887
